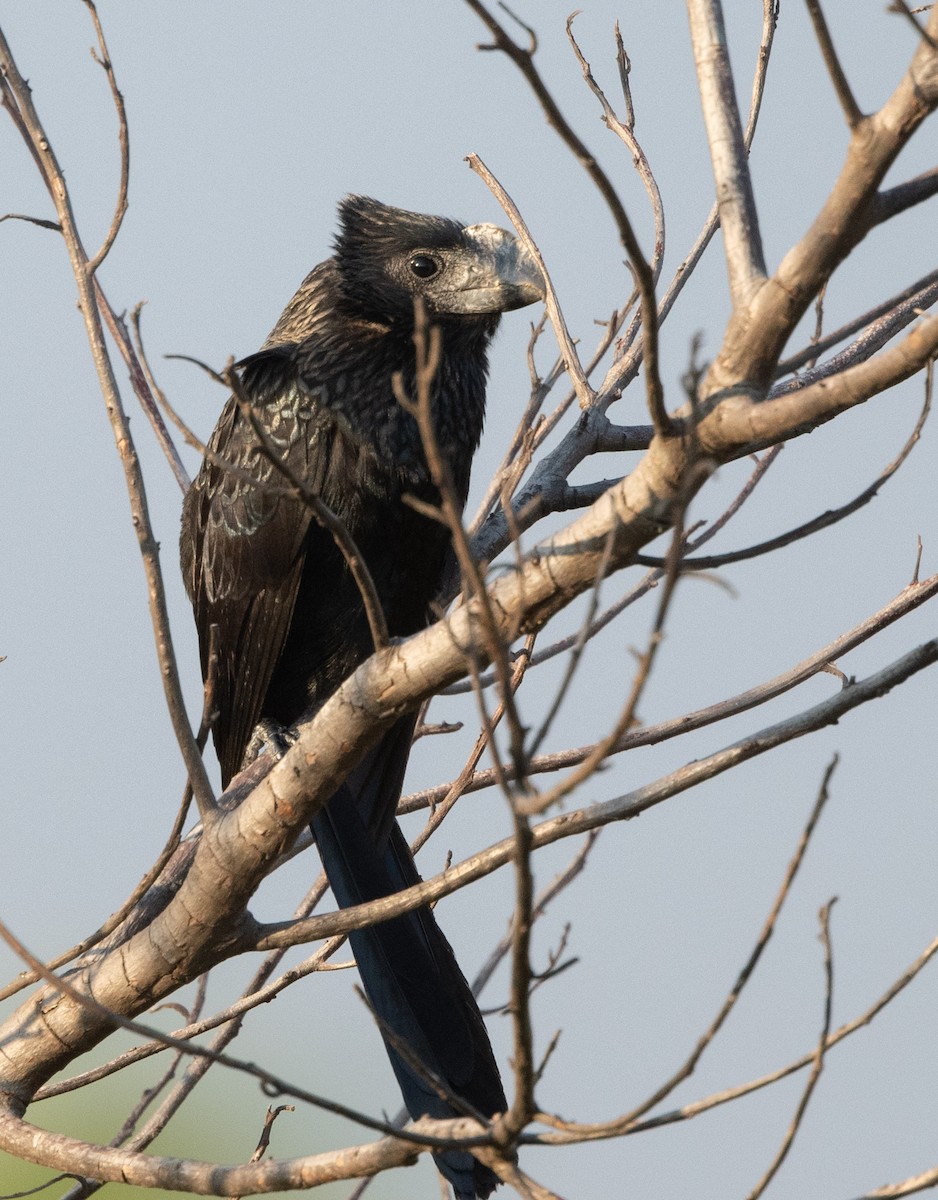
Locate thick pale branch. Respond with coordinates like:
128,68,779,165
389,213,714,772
686,0,767,306
251,633,938,953
3,634,934,1185
3,295,936,1101
0,1107,491,1195
708,6,938,391
704,312,938,452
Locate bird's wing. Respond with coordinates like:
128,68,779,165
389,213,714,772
181,347,333,784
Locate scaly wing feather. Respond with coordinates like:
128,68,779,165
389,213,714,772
182,349,329,783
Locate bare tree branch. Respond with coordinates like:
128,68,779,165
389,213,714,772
4,6,938,1195
0,27,215,816
745,899,837,1199
404,569,938,811
82,0,129,272
804,0,864,128
686,0,767,306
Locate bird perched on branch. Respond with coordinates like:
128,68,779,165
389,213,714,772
180,195,544,1198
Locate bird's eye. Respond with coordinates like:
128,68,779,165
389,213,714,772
408,254,440,279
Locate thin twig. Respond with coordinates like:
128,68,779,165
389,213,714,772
602,0,777,396
395,300,528,784
804,0,864,128
458,440,776,698
541,759,836,1137
472,832,599,1002
520,454,707,817
644,760,836,1115
83,0,130,271
776,267,938,377
403,569,938,815
0,26,215,816
888,0,938,49
108,975,210,1150
0,211,61,231
526,526,615,759
504,806,536,1133
564,13,670,434
97,288,191,491
745,898,837,1200
411,637,535,859
465,0,655,295
467,154,594,408
536,923,938,1147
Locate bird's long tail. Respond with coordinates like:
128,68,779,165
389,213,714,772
312,716,506,1199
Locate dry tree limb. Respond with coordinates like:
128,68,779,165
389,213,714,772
776,267,938,377
517,458,708,818
533,922,938,1148
744,898,837,1200
603,0,777,390
397,300,529,784
699,3,938,393
640,368,932,570
470,0,780,568
538,759,836,1139
467,154,593,409
0,26,215,817
687,0,766,307
82,0,129,272
412,635,536,859
563,14,669,434
457,441,779,697
804,0,864,128
402,568,938,812
243,628,938,962
2,7,938,1194
0,1104,500,1196
473,831,599,1004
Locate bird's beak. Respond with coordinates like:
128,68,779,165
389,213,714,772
455,223,546,313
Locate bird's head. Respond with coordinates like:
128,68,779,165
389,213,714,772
334,195,545,324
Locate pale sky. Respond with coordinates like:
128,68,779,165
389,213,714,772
1,4,936,1198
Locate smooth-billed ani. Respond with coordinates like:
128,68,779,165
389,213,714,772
180,196,544,1198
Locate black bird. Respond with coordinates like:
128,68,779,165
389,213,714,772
180,196,544,1198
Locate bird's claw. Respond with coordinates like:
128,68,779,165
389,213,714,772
242,719,298,772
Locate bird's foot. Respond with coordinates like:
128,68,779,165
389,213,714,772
242,719,298,772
